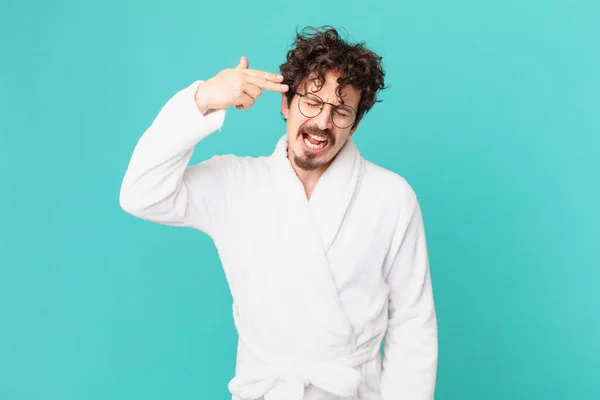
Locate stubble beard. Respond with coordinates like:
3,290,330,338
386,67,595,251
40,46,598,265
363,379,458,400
293,150,321,171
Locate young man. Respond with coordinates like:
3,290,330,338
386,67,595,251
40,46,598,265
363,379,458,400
120,26,438,400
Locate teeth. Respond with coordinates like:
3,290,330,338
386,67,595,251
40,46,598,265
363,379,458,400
307,132,327,142
304,136,327,150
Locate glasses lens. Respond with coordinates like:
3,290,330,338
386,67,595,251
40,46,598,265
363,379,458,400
332,105,356,129
299,94,323,117
298,93,356,128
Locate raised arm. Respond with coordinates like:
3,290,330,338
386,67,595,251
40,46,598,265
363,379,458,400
119,56,289,237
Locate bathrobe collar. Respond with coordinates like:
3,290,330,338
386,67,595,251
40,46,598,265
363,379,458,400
269,134,365,254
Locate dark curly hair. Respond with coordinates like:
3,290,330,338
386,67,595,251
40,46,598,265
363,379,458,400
279,26,387,128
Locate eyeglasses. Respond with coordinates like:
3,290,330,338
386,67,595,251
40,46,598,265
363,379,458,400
295,92,357,129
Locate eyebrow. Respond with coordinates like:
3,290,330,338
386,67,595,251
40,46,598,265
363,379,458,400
306,89,349,107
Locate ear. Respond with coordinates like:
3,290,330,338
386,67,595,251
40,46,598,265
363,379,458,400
281,93,290,119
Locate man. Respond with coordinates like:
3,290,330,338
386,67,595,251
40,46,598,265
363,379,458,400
120,26,438,400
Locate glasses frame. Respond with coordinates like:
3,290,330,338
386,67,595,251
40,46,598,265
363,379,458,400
295,92,357,129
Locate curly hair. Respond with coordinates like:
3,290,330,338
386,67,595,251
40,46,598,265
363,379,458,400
279,26,387,128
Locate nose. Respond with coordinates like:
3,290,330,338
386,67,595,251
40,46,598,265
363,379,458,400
313,104,334,131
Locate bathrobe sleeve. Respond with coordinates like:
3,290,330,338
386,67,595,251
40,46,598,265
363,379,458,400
119,80,233,238
381,197,438,400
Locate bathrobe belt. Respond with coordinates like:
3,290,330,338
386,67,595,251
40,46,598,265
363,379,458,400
228,354,372,400
228,304,375,400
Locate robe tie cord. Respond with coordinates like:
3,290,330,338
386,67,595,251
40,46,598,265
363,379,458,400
228,304,376,400
228,360,365,400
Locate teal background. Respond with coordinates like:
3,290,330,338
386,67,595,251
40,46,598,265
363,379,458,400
1,0,599,399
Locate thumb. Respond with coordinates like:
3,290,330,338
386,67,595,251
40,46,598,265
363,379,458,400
236,55,249,69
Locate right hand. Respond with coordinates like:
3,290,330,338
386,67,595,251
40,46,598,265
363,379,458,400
194,56,289,115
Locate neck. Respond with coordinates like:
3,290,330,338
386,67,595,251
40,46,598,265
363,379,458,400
287,152,331,200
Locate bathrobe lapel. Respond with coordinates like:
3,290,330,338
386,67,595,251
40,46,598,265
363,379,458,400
266,134,365,348
307,136,365,254
228,136,370,400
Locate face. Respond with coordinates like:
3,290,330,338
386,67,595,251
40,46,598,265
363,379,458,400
281,70,361,172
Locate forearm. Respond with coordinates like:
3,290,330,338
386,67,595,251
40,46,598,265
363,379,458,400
381,292,438,399
381,201,438,399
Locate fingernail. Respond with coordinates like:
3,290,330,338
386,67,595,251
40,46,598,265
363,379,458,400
282,84,289,91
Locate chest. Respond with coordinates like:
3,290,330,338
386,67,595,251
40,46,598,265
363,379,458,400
222,181,398,289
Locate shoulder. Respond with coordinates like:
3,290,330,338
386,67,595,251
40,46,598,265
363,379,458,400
362,159,419,208
191,153,269,171
186,153,271,187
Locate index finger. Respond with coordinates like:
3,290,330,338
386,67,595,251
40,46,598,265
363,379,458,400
241,69,284,82
246,75,289,92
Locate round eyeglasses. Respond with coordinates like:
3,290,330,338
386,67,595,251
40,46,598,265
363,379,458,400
295,92,357,129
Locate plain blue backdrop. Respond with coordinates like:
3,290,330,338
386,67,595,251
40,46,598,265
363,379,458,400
1,1,599,399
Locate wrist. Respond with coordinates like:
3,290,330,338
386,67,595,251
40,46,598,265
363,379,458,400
194,84,212,116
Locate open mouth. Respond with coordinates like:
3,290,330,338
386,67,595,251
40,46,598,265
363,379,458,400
301,132,330,153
